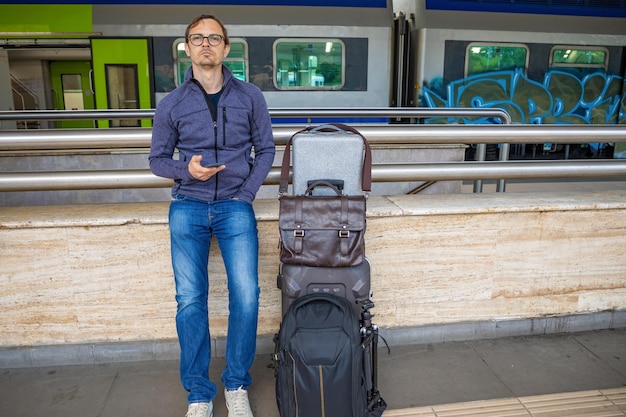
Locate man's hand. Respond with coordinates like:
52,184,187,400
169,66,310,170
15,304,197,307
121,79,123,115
188,155,225,181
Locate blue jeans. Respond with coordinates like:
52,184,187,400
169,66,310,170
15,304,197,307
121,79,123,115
169,195,260,404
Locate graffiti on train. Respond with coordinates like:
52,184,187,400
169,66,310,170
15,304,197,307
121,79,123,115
422,68,626,124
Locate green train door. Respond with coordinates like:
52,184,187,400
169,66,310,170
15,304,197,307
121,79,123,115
91,38,153,128
50,61,96,128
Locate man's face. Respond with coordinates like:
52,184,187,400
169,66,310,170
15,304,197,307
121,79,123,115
184,18,230,69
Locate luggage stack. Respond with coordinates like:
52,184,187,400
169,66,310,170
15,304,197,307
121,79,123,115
273,124,386,417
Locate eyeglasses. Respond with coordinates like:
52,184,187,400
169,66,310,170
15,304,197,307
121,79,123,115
188,33,224,47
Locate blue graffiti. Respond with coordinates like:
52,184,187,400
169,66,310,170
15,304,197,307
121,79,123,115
422,68,625,126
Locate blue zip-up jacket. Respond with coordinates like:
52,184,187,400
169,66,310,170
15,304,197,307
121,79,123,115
149,66,275,204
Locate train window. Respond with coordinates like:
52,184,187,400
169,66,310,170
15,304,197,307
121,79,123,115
174,41,191,86
273,39,345,90
465,43,529,76
61,74,85,111
225,41,248,81
173,38,248,86
550,46,608,76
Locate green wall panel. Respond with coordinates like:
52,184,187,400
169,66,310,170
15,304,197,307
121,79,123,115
0,5,92,34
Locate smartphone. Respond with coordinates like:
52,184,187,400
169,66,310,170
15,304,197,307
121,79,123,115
201,162,224,168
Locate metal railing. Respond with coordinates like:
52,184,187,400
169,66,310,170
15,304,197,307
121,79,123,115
0,108,512,124
2,123,623,150
1,108,625,194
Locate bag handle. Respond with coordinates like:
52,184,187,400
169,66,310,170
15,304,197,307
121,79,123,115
292,292,354,316
304,180,343,196
279,123,372,195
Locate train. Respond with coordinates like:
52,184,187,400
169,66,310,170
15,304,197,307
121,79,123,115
1,0,626,157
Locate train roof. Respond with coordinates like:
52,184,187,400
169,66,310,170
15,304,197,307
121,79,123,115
393,0,626,36
90,2,393,30
425,0,626,19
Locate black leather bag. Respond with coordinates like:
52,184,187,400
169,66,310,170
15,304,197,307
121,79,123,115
279,181,366,267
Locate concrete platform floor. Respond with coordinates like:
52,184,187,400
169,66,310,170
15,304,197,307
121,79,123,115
1,328,625,417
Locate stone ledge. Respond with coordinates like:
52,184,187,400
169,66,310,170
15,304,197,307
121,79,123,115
1,190,625,229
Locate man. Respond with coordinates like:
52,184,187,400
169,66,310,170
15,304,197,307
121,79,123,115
149,13,275,417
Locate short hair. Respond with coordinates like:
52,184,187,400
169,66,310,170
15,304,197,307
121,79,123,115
185,14,230,46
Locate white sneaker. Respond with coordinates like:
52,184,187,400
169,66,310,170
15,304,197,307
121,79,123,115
224,386,253,417
185,401,213,417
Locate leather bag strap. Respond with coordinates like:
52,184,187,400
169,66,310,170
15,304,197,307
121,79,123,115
339,195,350,256
294,197,304,254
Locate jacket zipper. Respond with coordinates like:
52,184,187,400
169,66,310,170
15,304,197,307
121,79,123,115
194,78,224,201
212,118,219,200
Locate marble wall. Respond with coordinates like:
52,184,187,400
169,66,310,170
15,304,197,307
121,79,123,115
1,190,625,348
